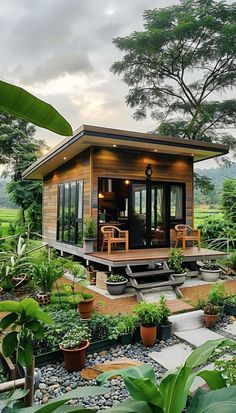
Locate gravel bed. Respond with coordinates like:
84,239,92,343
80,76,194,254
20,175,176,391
213,314,236,341
34,336,178,408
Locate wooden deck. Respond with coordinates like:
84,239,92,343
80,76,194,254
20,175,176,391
85,247,228,268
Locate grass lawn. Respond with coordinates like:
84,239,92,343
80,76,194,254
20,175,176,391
0,207,19,236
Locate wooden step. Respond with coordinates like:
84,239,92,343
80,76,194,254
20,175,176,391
133,280,183,290
127,269,174,278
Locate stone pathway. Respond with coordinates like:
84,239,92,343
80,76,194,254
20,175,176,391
175,327,223,347
149,343,193,370
222,321,236,335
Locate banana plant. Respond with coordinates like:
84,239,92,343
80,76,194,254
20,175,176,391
0,79,72,136
0,298,53,406
97,338,235,413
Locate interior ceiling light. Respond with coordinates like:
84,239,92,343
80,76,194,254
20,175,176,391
98,192,104,199
125,180,130,185
112,144,117,147
154,149,158,152
63,156,67,160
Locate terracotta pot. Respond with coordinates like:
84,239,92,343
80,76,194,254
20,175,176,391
36,292,51,305
204,313,219,328
60,340,90,372
140,325,157,347
77,297,94,319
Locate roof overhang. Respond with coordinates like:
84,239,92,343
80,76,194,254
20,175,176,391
23,124,229,180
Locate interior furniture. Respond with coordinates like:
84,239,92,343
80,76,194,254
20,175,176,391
101,225,129,254
174,224,201,250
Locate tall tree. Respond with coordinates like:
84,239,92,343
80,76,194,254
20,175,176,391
0,111,47,231
111,0,236,164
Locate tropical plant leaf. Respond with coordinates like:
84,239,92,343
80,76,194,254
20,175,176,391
19,387,108,413
97,364,157,386
99,400,156,413
185,339,233,369
0,388,28,412
2,331,18,357
0,80,72,136
197,370,227,390
17,340,33,367
21,298,40,315
32,310,53,324
0,300,22,313
0,312,18,330
123,377,163,408
160,367,192,413
186,387,236,413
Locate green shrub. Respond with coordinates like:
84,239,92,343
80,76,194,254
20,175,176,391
208,283,226,306
134,302,160,326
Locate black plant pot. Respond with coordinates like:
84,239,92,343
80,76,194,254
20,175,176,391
224,303,236,316
119,333,132,345
157,321,172,341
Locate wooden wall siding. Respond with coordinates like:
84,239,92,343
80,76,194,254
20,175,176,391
42,149,91,244
92,147,194,230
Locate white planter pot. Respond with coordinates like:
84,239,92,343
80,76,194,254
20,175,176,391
200,268,220,282
172,272,187,285
83,239,95,253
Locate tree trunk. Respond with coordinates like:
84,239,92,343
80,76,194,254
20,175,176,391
24,358,35,407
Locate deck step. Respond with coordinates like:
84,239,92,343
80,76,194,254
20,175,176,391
127,269,173,278
133,280,183,290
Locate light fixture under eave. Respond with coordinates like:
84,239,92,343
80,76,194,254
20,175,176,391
63,156,67,160
98,192,104,199
112,144,117,147
125,180,130,185
154,149,158,152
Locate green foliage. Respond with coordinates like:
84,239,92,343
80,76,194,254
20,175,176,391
60,324,90,349
215,352,236,386
83,218,97,239
224,295,236,305
32,259,64,293
158,295,171,324
168,248,185,274
0,80,72,136
230,250,236,271
108,314,138,339
221,179,236,224
186,387,236,413
208,283,226,306
133,302,160,327
111,1,236,164
204,302,220,315
0,298,53,367
201,260,220,271
107,274,126,283
97,338,234,413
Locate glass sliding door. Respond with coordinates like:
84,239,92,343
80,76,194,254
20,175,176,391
129,183,147,247
150,184,168,247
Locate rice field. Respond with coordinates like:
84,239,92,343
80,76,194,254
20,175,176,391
0,208,19,236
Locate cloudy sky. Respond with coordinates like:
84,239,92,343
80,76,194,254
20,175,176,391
0,0,234,170
0,0,181,147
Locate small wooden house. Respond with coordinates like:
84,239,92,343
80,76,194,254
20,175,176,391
23,125,228,259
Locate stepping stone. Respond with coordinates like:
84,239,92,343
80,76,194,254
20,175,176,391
175,328,224,347
190,363,214,392
222,322,236,337
169,310,204,332
80,357,143,380
149,343,193,370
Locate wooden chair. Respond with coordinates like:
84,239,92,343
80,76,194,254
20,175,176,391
101,225,129,254
174,224,201,251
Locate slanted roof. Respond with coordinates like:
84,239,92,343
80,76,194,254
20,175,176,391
23,124,229,180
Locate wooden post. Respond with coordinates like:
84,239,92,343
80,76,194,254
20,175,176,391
125,231,129,252
24,358,35,407
197,229,201,251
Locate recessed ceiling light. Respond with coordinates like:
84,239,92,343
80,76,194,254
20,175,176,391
112,144,117,147
63,156,67,160
154,149,158,152
191,153,194,156
125,180,130,185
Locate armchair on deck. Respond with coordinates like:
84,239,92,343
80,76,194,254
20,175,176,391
174,224,201,251
101,225,129,254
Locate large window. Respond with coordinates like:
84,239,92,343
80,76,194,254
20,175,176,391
57,180,83,245
170,184,184,223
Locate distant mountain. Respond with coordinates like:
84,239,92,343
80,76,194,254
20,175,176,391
195,164,236,187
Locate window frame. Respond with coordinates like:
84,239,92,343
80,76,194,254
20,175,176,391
169,183,186,227
56,180,84,246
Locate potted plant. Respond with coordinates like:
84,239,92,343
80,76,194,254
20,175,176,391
200,260,221,282
208,282,226,314
203,302,220,328
224,295,236,316
74,279,95,319
83,218,97,253
168,248,187,284
133,302,160,347
60,324,90,372
105,274,128,295
109,314,138,345
157,295,172,341
33,259,64,305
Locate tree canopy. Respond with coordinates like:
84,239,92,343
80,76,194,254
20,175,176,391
111,0,236,162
